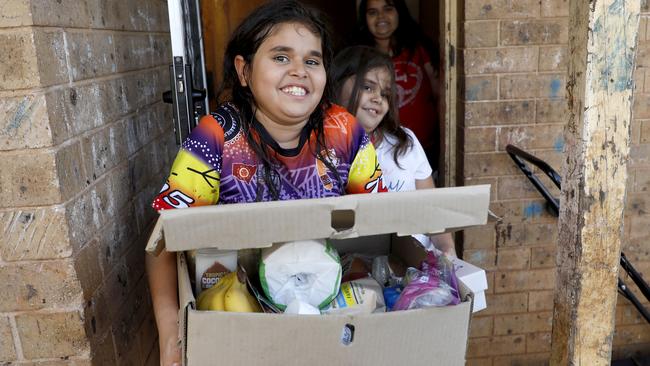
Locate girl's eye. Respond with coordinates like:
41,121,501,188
363,84,373,92
305,59,321,66
274,55,289,63
366,9,377,16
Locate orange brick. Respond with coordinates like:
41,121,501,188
527,332,552,353
541,0,569,17
495,222,558,247
0,316,15,362
465,21,499,48
464,152,523,178
616,304,648,326
465,101,535,127
465,76,498,101
493,353,550,366
467,335,526,357
630,214,650,240
497,124,565,153
465,127,498,152
465,249,497,270
528,290,554,311
464,48,538,74
630,143,650,168
640,120,650,144
0,207,72,261
465,0,540,20
470,315,494,338
500,20,568,46
625,192,650,216
539,46,567,71
494,269,555,293
0,260,82,312
500,74,565,99
496,247,531,270
636,41,650,68
536,99,568,123
531,246,556,268
494,312,552,335
15,311,88,359
633,93,650,119
497,176,546,200
635,68,645,93
490,200,557,223
463,224,497,250
614,324,650,346
482,293,528,315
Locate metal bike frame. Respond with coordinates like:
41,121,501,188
506,144,650,324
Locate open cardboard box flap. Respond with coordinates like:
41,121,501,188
146,185,490,253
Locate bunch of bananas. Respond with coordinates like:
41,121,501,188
196,269,262,312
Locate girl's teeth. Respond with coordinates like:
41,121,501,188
282,86,306,96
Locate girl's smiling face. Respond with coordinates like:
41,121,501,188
366,0,399,41
235,22,326,127
340,67,391,133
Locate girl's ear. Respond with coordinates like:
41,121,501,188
234,55,248,87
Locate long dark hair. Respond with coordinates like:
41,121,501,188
218,0,340,200
356,0,440,71
331,46,412,168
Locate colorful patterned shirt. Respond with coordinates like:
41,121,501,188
152,103,385,210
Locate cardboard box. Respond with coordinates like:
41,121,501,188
452,258,488,313
148,186,490,365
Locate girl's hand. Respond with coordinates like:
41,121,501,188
430,233,457,258
160,334,181,366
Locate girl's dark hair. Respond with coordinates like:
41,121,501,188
218,0,340,200
356,0,440,71
331,46,412,168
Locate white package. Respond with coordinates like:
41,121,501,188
260,239,342,310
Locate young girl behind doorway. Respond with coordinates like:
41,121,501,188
356,0,442,174
331,45,455,256
147,2,384,365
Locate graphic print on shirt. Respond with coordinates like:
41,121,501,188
232,163,257,183
316,148,339,191
152,149,221,210
152,103,385,209
394,60,423,108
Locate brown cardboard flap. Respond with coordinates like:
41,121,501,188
177,252,195,366
160,185,490,252
144,217,164,255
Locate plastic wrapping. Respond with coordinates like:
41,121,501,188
392,252,460,311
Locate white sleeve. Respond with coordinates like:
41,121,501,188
403,127,432,180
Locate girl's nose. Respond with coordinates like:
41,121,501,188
289,62,307,78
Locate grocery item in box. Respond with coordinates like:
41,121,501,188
259,239,342,310
322,277,386,315
394,252,460,310
194,249,238,296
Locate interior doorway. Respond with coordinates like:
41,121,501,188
198,0,457,186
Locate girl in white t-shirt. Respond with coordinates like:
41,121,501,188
332,45,456,256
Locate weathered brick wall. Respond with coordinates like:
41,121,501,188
460,0,650,364
0,1,173,364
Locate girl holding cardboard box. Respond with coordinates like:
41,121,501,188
146,1,386,364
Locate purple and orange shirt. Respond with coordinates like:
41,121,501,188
152,103,386,210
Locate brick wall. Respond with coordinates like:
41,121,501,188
460,1,650,364
0,0,173,364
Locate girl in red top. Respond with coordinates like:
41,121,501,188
356,0,442,173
